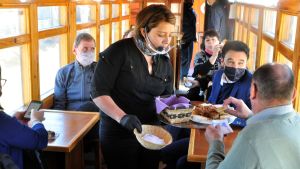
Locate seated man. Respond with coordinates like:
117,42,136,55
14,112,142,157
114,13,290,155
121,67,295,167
208,40,252,127
205,63,300,169
0,66,48,169
54,33,98,112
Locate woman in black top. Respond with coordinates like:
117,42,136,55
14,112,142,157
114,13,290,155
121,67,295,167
91,5,175,169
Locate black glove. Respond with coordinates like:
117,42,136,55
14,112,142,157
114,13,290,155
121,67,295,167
120,114,142,133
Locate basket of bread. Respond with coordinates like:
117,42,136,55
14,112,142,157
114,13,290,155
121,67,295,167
156,95,194,124
134,125,173,150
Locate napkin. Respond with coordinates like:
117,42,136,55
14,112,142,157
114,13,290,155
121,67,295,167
212,120,233,134
155,95,191,114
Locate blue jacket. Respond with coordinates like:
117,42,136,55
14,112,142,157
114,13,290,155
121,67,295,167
208,69,252,126
0,112,48,169
54,61,97,110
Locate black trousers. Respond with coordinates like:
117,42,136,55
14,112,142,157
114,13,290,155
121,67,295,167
100,118,160,169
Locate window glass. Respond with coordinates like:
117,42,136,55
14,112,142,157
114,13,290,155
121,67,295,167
0,46,24,112
38,6,65,31
112,4,119,18
234,22,239,40
277,53,292,69
250,8,259,28
39,36,62,99
147,2,165,6
279,14,297,49
248,32,257,72
77,28,92,35
263,10,277,38
260,40,274,64
235,0,278,7
100,24,110,52
0,8,26,38
243,7,249,23
122,4,129,16
76,5,94,24
171,3,181,13
122,20,130,38
240,5,244,21
100,4,109,20
243,26,247,42
112,22,120,43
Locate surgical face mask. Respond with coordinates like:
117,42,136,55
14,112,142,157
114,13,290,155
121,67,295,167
77,51,94,67
144,29,173,56
224,66,245,81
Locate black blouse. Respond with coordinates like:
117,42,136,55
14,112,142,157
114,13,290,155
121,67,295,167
91,38,173,124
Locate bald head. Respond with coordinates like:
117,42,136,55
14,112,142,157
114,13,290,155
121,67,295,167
253,63,294,101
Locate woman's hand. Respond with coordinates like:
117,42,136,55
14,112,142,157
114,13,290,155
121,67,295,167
120,114,142,133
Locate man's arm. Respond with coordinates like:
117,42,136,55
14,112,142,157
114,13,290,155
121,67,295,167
206,140,226,169
53,70,67,110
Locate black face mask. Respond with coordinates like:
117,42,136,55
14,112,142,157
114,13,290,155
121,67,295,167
224,66,246,81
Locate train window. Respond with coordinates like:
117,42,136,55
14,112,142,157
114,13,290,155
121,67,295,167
112,4,120,18
122,20,130,37
39,36,63,99
263,10,277,38
234,22,239,40
277,53,292,69
112,22,120,43
100,24,110,52
100,4,109,20
260,40,274,64
239,5,244,22
0,8,26,39
235,0,278,6
147,2,165,6
122,4,130,16
243,7,249,23
171,3,181,14
238,23,243,40
76,5,94,24
279,14,297,49
38,6,65,31
248,32,257,72
242,26,247,42
0,46,24,112
250,8,259,29
77,28,92,35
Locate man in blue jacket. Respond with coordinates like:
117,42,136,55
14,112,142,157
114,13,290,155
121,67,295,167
0,66,48,169
208,40,252,126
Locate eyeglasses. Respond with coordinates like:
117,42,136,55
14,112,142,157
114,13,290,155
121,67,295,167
1,79,7,86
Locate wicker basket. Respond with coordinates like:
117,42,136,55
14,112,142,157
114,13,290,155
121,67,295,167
134,125,172,150
160,107,194,124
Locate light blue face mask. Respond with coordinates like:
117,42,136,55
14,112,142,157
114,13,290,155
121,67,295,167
77,51,94,67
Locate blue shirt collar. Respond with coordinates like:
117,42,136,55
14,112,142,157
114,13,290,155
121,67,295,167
247,104,295,125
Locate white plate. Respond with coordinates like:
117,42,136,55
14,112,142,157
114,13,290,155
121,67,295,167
190,114,236,125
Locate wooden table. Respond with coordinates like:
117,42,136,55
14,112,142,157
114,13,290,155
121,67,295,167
188,127,241,168
42,109,100,169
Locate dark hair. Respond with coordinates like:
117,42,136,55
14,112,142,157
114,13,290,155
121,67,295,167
222,40,249,59
135,5,176,40
74,33,95,48
200,29,220,50
253,63,294,101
